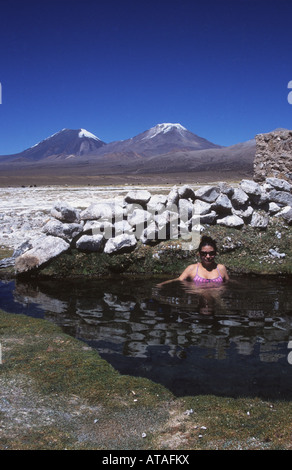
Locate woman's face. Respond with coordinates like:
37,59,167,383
199,244,216,265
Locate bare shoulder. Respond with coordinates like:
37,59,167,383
217,263,229,280
188,263,198,270
178,263,198,280
187,263,198,273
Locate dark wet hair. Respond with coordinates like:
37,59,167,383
198,235,217,253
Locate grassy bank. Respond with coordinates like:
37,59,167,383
0,309,291,450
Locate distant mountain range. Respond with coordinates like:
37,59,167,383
0,123,256,176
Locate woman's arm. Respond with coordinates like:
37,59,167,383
156,264,196,287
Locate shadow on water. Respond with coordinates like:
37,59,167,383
1,275,292,399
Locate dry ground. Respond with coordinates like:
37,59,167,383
0,169,252,188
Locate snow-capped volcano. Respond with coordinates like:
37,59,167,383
137,122,221,150
93,122,222,159
0,128,106,163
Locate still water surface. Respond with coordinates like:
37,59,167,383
1,276,292,399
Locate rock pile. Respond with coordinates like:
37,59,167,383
9,177,292,273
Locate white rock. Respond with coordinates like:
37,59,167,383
114,220,134,236
193,199,212,215
178,184,195,200
42,219,83,241
147,194,167,213
128,209,153,233
269,190,292,207
155,210,179,234
218,182,234,196
166,186,179,209
266,177,291,192
231,188,249,208
124,190,151,206
240,179,261,196
250,211,269,228
275,206,292,225
104,234,137,254
76,234,104,252
195,185,220,203
15,235,69,273
212,193,232,212
51,201,80,223
268,202,282,214
232,205,254,221
217,215,244,228
269,248,285,258
83,220,114,238
81,202,123,222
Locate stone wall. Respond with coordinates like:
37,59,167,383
254,129,292,182
4,177,291,274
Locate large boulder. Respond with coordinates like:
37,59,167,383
281,208,292,225
275,206,292,225
15,235,69,273
212,193,232,214
198,211,217,225
266,177,291,192
155,210,179,240
240,179,262,197
250,211,269,229
166,186,179,209
76,234,104,252
268,190,292,207
51,201,80,223
124,190,151,207
42,219,83,242
178,184,196,201
147,194,167,213
217,214,244,228
218,182,234,196
193,199,212,215
104,234,137,254
232,205,254,222
83,220,114,238
113,220,134,236
195,185,220,203
80,202,123,222
231,188,249,208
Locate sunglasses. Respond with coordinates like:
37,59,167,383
200,251,216,257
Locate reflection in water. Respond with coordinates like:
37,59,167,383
1,276,292,398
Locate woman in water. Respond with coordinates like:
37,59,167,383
158,235,229,286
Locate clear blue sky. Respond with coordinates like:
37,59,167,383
0,0,292,154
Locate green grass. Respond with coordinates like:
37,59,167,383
0,309,292,450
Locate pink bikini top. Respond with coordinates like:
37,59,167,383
193,264,223,285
